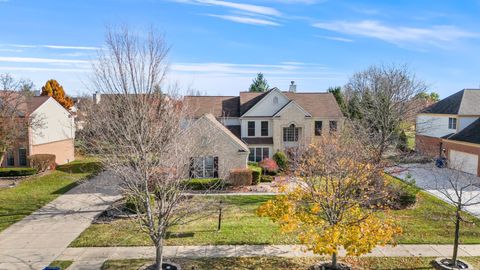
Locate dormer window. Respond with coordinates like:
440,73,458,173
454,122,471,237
273,96,278,105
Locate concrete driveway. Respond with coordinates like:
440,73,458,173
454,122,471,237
0,172,121,270
389,163,480,217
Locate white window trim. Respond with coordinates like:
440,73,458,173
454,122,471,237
248,146,271,162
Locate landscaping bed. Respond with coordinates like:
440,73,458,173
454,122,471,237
101,257,480,270
0,157,101,232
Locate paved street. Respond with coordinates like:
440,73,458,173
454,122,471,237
0,173,121,270
59,244,480,270
389,163,480,217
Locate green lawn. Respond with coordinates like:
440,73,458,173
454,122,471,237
71,182,480,247
0,157,101,232
49,260,73,269
101,257,480,270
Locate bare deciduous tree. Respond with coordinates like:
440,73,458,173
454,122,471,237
0,75,41,165
84,26,214,270
344,64,427,162
432,160,480,268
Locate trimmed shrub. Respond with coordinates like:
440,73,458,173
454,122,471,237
248,161,258,166
28,154,56,172
0,167,37,177
229,168,253,186
185,178,227,190
259,158,279,175
260,175,274,183
249,165,262,185
272,151,288,171
124,195,154,214
397,130,408,152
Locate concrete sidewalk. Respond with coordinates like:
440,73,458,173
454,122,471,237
59,244,480,270
0,172,121,270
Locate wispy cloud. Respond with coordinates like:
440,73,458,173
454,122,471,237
42,45,99,50
0,66,88,73
0,56,89,64
1,44,99,50
174,0,281,16
317,35,354,43
171,62,332,76
207,14,280,26
312,20,478,47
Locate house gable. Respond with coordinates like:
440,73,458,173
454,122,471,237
30,97,75,145
241,88,290,117
273,100,311,118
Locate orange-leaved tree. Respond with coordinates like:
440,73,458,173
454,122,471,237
258,129,402,269
41,79,73,109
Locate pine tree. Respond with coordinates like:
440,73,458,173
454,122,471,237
41,79,73,109
249,73,269,92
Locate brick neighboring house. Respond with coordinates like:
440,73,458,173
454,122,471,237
416,88,480,176
185,84,345,178
1,95,75,167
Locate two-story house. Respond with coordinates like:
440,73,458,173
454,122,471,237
0,94,75,168
416,88,480,176
185,85,345,179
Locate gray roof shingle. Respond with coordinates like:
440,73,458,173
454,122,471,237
422,89,480,115
449,118,480,144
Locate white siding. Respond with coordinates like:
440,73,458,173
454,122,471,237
220,117,241,126
458,117,479,131
31,98,75,145
242,90,289,117
416,115,455,138
241,119,272,138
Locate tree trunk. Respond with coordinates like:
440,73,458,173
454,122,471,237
332,252,337,269
155,238,164,270
452,207,461,266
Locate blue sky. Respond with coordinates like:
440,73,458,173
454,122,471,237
1,0,479,97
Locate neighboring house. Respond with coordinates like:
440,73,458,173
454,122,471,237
185,85,345,178
185,114,249,179
1,95,75,167
416,88,480,176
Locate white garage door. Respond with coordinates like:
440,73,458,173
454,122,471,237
449,150,479,175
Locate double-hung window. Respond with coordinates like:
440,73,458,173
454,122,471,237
18,148,27,166
314,121,322,136
329,121,338,134
448,117,457,130
248,147,270,162
248,121,255,137
7,151,14,166
261,121,268,136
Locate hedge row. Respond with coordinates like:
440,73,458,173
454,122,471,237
0,167,38,177
185,178,228,190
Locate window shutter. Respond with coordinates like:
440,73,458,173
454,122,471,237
189,157,194,178
213,157,219,178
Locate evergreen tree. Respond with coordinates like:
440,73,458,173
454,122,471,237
327,86,347,116
249,73,269,92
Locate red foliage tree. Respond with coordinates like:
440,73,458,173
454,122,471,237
259,158,279,174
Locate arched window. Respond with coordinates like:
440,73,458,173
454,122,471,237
283,124,299,142
273,96,279,105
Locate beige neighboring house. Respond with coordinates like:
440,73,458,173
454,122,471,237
1,96,75,167
185,83,345,179
186,114,249,179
